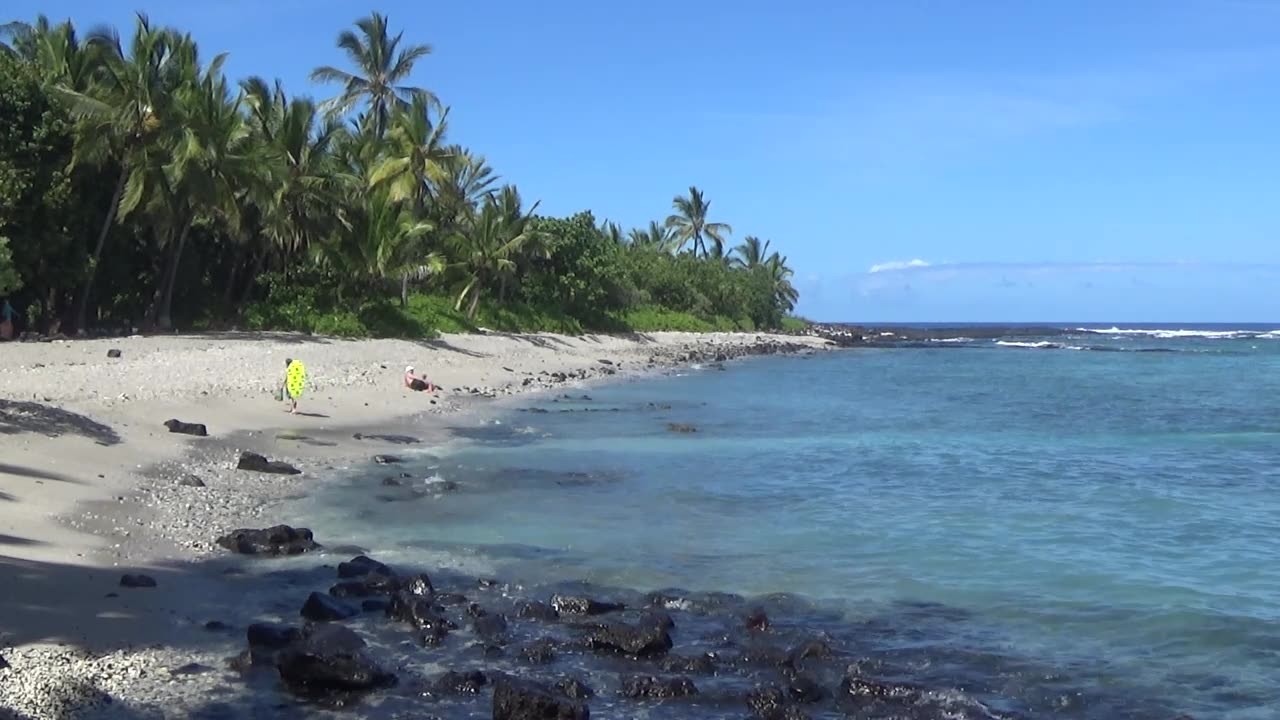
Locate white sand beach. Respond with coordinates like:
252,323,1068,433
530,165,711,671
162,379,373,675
0,330,828,718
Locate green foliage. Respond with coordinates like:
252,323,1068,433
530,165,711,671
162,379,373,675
0,236,21,295
0,13,802,337
780,315,810,332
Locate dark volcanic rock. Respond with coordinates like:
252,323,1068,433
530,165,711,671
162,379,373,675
397,572,434,597
494,677,589,720
106,348,122,358
839,672,923,711
337,555,392,579
329,580,382,599
171,662,214,675
178,474,206,487
666,423,697,434
433,670,488,695
786,675,827,704
216,525,318,555
361,598,390,613
301,591,359,622
587,620,672,656
436,592,468,606
745,607,770,631
620,675,698,699
381,476,402,486
236,451,301,475
386,592,452,645
550,594,625,616
473,613,510,642
372,454,402,464
119,574,157,588
747,686,810,720
557,677,595,701
516,600,560,622
520,638,558,664
275,624,396,699
658,653,717,674
353,432,420,444
247,622,302,650
163,419,208,437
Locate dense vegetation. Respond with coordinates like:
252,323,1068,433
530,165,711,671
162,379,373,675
0,13,801,337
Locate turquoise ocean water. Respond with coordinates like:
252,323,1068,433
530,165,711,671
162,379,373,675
299,325,1280,719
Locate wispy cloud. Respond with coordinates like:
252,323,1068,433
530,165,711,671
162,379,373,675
868,259,930,273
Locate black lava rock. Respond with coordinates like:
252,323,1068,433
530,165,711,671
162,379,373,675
119,574,157,588
493,677,589,720
550,594,625,616
216,525,318,555
337,555,392,579
433,670,488,695
520,638,558,664
235,451,301,475
516,600,560,622
178,474,206,487
163,419,208,437
586,620,672,657
301,591,359,622
620,675,698,699
274,624,396,699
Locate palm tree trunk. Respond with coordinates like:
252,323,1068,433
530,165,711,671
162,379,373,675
467,288,481,320
74,168,128,332
157,217,194,330
400,273,409,307
237,246,267,307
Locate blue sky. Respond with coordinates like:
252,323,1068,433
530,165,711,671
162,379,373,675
9,0,1280,322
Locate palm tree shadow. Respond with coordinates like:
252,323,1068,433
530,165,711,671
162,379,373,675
415,338,488,358
0,400,122,446
0,462,83,484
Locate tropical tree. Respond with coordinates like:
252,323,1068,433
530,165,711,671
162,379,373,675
665,185,731,258
763,253,799,312
733,235,771,269
599,220,624,246
1,16,98,92
447,185,544,318
315,188,436,297
55,14,182,330
310,12,434,138
628,220,680,254
368,96,451,210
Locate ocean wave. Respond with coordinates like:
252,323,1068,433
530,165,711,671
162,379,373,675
995,340,1064,349
929,337,975,344
1076,327,1279,340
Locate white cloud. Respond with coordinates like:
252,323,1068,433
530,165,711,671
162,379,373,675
868,259,930,273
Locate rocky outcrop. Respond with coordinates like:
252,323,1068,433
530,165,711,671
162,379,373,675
493,677,590,720
550,594,625,616
300,592,359,622
235,451,300,475
274,624,396,699
216,525,318,555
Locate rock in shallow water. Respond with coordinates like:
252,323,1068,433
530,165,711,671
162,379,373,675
301,591,359,622
493,677,589,720
620,675,698,699
216,525,318,555
275,624,396,699
551,594,625,616
337,554,392,578
587,620,672,656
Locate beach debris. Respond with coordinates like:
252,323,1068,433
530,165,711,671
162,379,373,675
337,554,392,579
550,594,625,616
493,677,590,720
301,591,360,622
372,454,402,465
620,675,698,699
216,525,319,555
164,419,208,437
235,451,301,475
177,474,206,487
119,573,157,588
667,423,698,433
597,358,614,365
106,348,122,358
274,624,397,700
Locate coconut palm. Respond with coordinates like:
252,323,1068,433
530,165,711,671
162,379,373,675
446,185,544,318
665,185,731,259
627,221,680,254
315,188,437,295
54,14,183,331
1,15,98,91
764,253,799,312
733,235,772,269
599,221,624,246
368,96,452,210
310,12,435,139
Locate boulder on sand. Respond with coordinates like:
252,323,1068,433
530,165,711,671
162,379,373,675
236,451,301,475
164,419,208,437
216,525,319,555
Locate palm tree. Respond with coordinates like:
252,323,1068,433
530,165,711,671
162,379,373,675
368,96,452,210
764,253,799,312
627,221,680,254
1,16,98,91
446,185,543,318
55,14,182,331
599,221,624,246
310,12,435,139
733,235,772,269
665,185,731,258
316,188,437,297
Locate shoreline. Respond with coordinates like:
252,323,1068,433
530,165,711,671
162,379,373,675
0,330,831,718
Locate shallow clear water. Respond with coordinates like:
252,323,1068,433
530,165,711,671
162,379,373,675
299,327,1280,719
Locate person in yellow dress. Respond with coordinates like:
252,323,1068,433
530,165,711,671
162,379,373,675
282,357,306,414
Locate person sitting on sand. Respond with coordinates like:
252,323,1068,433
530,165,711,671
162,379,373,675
404,366,437,393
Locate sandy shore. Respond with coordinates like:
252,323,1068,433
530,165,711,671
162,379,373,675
0,330,829,718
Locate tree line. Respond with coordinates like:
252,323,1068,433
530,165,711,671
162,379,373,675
0,13,801,338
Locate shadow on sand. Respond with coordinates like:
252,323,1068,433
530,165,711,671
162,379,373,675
0,400,122,446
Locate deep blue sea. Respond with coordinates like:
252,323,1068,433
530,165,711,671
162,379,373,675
297,325,1280,719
